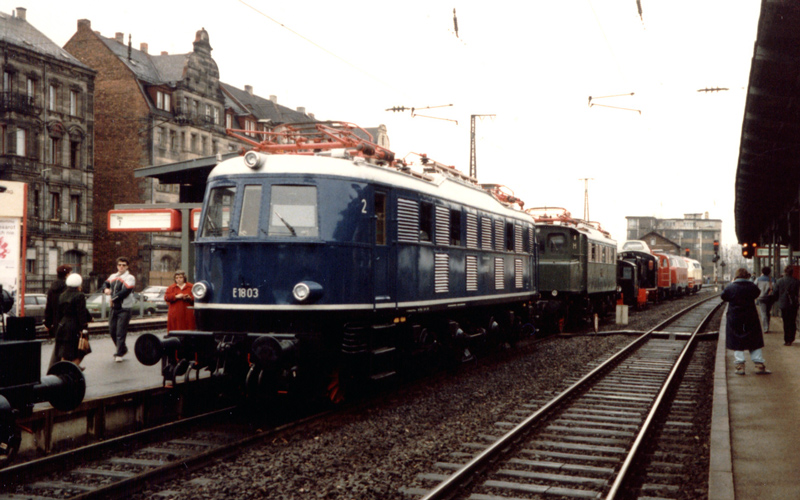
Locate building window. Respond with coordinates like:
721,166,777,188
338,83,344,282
50,192,60,220
69,194,81,222
26,77,34,98
70,140,80,168
26,248,36,274
64,250,82,276
213,107,220,125
48,84,57,111
3,71,12,92
47,136,60,165
226,113,232,129
69,90,78,115
15,129,26,157
156,127,164,148
201,136,208,155
156,91,170,111
192,100,198,117
170,130,177,152
190,133,198,152
33,189,40,218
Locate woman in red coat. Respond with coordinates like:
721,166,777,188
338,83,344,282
164,270,197,332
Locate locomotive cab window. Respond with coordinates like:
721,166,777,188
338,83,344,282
238,185,262,237
202,185,236,238
268,185,318,237
546,233,567,254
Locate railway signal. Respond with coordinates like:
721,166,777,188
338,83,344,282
741,242,756,259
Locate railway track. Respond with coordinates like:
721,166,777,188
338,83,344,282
0,405,332,500
404,294,722,500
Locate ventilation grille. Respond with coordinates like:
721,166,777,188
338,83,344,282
435,253,449,293
435,206,450,246
495,222,504,251
481,217,492,250
515,224,523,253
495,257,505,290
466,213,478,249
515,258,523,288
466,255,478,291
397,198,419,243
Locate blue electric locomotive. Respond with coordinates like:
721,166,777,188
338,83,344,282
136,123,538,401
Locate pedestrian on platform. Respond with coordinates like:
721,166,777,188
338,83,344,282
52,273,91,369
755,266,775,333
102,257,135,362
775,265,800,346
722,267,771,375
45,264,72,369
165,270,196,333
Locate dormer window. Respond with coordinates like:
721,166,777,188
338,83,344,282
156,90,171,111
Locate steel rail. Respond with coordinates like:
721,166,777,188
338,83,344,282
419,293,722,500
605,296,723,499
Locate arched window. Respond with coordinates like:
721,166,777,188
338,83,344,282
64,249,84,276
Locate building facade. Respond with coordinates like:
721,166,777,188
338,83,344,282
0,8,95,293
63,22,325,287
626,213,722,279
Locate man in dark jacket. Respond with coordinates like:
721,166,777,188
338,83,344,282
775,265,800,346
722,267,771,375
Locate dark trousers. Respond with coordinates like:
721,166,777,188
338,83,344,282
781,306,798,344
109,308,132,356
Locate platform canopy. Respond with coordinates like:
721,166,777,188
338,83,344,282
134,152,239,203
735,1,800,245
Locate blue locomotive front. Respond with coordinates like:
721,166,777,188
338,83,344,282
135,123,539,402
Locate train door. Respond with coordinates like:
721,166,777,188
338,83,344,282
372,190,396,307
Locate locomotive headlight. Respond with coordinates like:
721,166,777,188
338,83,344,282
551,289,558,297
192,281,210,301
292,283,310,301
243,151,264,169
292,281,323,303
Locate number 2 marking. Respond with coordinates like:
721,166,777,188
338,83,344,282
361,199,367,214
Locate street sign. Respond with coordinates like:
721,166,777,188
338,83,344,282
755,246,790,257
108,209,181,232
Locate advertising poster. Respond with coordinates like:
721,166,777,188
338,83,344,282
0,218,20,301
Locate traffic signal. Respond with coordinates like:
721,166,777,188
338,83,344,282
685,248,690,257
713,240,719,255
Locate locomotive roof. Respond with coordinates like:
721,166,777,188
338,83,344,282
535,221,617,246
208,152,533,222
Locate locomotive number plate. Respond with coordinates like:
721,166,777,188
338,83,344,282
233,287,259,298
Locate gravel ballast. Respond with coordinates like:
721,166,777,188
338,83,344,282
135,292,718,500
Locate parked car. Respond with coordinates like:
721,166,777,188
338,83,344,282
85,292,159,319
7,293,47,325
141,286,168,312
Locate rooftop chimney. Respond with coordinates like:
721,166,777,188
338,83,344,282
140,43,148,54
115,32,124,44
297,107,306,114
15,7,26,21
269,95,277,103
77,19,91,31
244,85,253,95
161,51,168,55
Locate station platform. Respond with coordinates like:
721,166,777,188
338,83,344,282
711,309,800,500
38,327,164,401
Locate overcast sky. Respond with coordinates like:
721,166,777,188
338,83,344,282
5,0,762,245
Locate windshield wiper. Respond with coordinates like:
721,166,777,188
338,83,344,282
273,211,297,236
